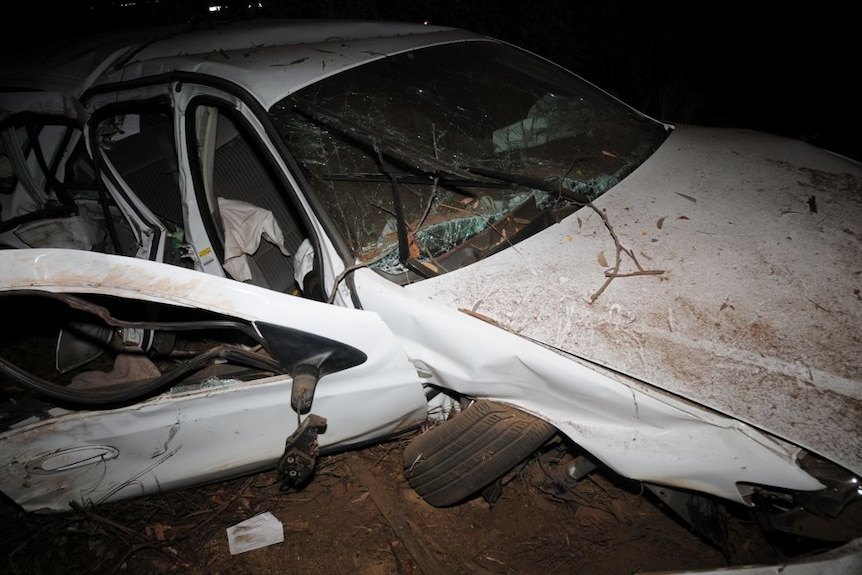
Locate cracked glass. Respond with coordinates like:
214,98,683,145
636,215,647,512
269,40,669,281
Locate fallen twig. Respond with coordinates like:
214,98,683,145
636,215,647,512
604,270,665,278
586,203,664,304
69,500,182,571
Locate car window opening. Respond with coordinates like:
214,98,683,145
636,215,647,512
191,104,326,298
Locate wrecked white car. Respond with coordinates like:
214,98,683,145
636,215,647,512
1,19,860,571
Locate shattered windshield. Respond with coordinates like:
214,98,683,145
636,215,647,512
269,40,669,281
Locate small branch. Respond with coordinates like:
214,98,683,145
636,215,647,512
605,270,665,278
586,203,664,304
68,500,181,569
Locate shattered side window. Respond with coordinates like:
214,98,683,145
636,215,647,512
269,40,669,280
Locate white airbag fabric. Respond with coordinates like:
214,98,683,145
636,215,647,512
218,197,290,281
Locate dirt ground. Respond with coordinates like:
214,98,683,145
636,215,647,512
1,430,819,575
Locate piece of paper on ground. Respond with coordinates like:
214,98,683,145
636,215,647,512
226,511,285,555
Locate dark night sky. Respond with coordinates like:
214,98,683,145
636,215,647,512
4,0,858,161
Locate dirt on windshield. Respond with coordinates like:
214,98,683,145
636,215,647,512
1,430,817,575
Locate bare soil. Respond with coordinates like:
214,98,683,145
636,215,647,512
1,432,813,575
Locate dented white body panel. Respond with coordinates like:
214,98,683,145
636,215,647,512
402,125,862,479
357,268,824,503
0,249,427,512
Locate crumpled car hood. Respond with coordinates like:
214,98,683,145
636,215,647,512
405,125,862,477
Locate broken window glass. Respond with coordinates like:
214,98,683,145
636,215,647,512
269,40,669,281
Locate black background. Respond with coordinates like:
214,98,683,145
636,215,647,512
4,0,858,162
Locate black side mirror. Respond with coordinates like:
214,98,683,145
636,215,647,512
255,321,368,415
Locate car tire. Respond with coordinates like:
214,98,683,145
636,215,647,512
402,399,557,507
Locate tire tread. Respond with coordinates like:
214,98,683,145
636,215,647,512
403,400,556,507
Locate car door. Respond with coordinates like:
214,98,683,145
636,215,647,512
0,249,429,512
0,85,429,513
175,89,310,293
172,82,349,304
87,82,334,300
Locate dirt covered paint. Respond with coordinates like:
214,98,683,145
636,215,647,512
403,125,862,478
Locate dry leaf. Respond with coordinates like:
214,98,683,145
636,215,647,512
678,214,690,220
601,149,618,158
351,491,370,504
675,192,697,203
639,251,653,260
149,523,169,541
656,216,666,230
597,251,608,267
407,232,420,259
577,216,582,228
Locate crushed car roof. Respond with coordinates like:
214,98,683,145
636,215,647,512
0,19,480,110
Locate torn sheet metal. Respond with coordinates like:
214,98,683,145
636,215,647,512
0,249,427,512
0,363,425,513
400,125,862,481
355,267,822,504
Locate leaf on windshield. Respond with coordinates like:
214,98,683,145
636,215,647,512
408,232,420,259
597,251,608,267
